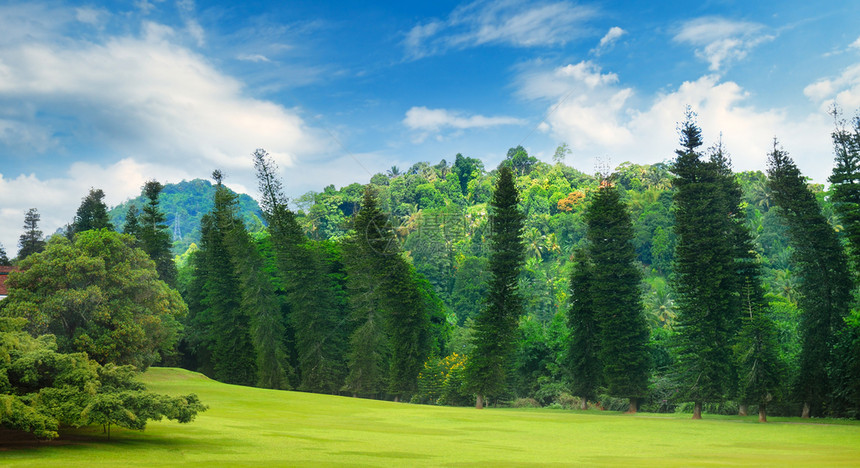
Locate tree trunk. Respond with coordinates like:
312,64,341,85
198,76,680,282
802,402,810,418
580,398,588,410
394,396,400,403
475,394,484,409
758,404,767,423
627,397,638,414
692,401,702,419
738,404,748,416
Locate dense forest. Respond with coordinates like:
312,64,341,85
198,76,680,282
4,110,860,429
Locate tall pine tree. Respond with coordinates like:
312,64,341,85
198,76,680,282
185,171,257,385
18,208,46,261
566,248,600,410
585,178,651,413
254,149,347,393
670,111,737,419
138,181,178,287
342,187,393,397
767,141,852,417
465,166,526,408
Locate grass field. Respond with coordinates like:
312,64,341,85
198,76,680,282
2,368,859,467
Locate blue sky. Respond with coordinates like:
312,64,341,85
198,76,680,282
1,0,859,255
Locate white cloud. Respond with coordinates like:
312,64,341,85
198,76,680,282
674,17,773,72
591,26,625,55
851,36,860,50
75,7,107,27
519,63,832,186
0,7,334,256
804,63,860,112
404,106,525,142
237,53,272,63
404,0,596,59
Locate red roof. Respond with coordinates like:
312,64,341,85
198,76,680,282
0,266,16,296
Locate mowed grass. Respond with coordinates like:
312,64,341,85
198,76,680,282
2,368,860,467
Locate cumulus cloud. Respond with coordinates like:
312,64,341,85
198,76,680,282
519,62,832,186
403,106,525,142
404,0,596,59
804,63,860,112
851,36,860,50
591,26,625,55
674,17,773,72
0,4,333,255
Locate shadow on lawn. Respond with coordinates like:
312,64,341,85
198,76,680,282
0,427,230,454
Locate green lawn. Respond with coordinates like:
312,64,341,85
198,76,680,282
2,367,859,467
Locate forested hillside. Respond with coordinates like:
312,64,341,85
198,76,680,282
108,179,262,254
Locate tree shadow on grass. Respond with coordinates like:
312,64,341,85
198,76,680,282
0,427,231,454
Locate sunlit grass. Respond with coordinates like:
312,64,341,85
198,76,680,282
3,367,859,466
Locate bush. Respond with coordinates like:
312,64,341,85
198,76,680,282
511,397,540,408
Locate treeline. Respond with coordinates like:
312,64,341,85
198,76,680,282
3,108,859,422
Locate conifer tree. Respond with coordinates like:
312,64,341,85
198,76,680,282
186,171,257,385
670,111,737,419
586,178,651,413
829,114,860,272
767,141,852,417
123,204,141,240
566,249,600,410
254,149,346,393
18,208,46,261
0,243,9,266
342,186,395,397
465,166,526,408
69,188,114,237
139,180,178,287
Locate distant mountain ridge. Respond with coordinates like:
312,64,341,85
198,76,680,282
108,179,262,254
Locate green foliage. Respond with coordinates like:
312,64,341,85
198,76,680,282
566,249,600,402
466,166,526,403
138,180,178,287
68,188,114,238
829,114,860,272
109,179,262,255
585,181,651,405
1,230,185,370
17,208,46,261
768,141,852,416
670,114,739,410
0,318,205,440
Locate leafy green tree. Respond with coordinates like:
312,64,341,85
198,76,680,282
138,180,178,287
1,230,185,370
17,208,46,261
68,188,114,238
503,146,538,176
450,256,490,325
0,317,205,440
586,180,651,412
670,111,737,419
254,150,346,393
453,153,484,195
566,249,600,410
466,166,526,408
767,141,852,417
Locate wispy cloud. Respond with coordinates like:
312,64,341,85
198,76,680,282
674,17,773,72
591,26,625,55
404,0,596,59
404,106,524,142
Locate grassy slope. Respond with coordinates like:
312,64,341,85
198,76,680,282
3,368,859,467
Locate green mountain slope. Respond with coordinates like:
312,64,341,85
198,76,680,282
108,179,262,254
